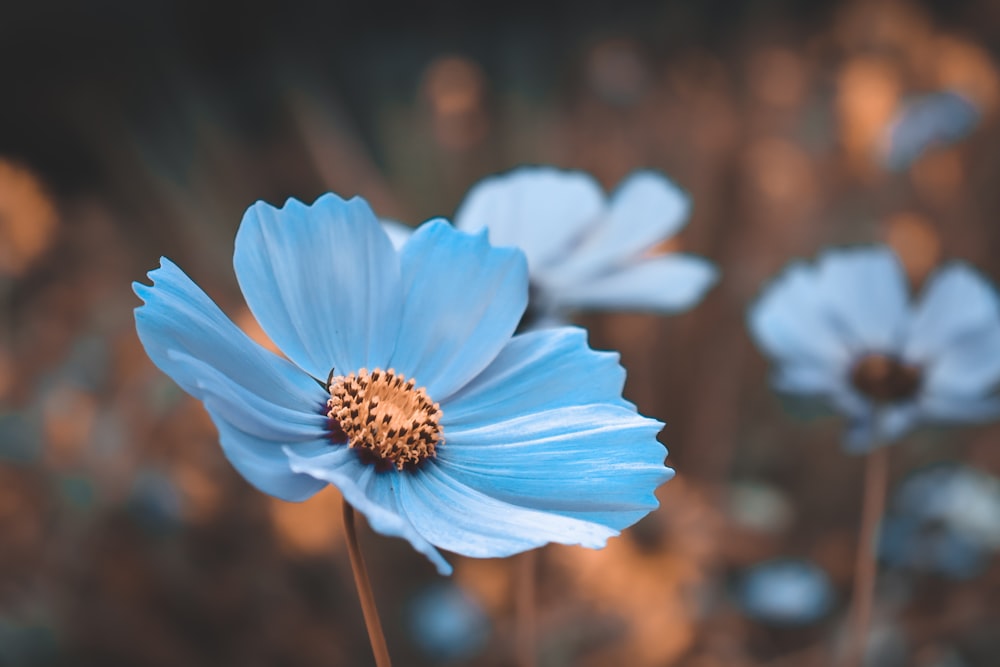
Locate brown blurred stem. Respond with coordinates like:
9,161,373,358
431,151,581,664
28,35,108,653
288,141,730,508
516,550,538,667
842,445,889,667
343,501,392,667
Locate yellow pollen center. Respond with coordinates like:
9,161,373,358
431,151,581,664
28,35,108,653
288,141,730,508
326,368,442,470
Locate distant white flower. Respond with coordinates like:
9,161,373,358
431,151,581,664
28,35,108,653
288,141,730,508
739,559,834,625
881,464,1000,579
750,246,1000,452
880,91,980,171
386,167,718,327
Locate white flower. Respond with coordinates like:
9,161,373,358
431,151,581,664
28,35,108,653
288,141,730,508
750,246,1000,452
386,167,718,327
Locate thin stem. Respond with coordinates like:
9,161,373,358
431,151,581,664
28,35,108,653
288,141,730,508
842,445,889,667
515,550,538,667
342,500,392,667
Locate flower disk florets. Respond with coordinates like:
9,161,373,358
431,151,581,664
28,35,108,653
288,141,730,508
327,368,442,470
849,354,923,404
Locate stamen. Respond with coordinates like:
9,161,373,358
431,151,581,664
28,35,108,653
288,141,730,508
327,368,442,470
849,354,922,403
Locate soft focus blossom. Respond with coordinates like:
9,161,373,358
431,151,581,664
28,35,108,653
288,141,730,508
387,167,717,327
881,464,1000,579
749,246,1000,451
134,194,672,575
738,558,834,625
406,582,489,662
880,91,980,171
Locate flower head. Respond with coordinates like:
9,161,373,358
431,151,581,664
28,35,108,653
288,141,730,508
388,167,717,327
880,90,980,171
738,558,834,626
134,194,672,574
749,246,1000,452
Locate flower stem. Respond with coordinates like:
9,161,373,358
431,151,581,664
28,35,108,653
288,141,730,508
516,550,538,667
342,500,392,667
842,445,889,667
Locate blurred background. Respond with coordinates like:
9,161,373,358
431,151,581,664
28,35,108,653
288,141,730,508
3,0,1000,665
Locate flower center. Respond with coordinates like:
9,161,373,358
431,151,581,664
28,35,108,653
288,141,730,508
849,353,922,403
326,368,442,470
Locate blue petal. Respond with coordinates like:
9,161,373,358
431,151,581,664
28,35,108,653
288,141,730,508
749,263,851,372
284,447,453,574
379,218,414,250
388,220,528,401
815,247,909,351
923,326,1000,396
842,404,918,453
905,263,1000,362
549,170,690,286
553,254,717,312
208,410,327,502
453,167,605,280
442,327,631,427
134,259,330,500
918,393,1000,422
882,91,980,171
134,259,326,413
398,465,620,558
437,404,670,531
234,194,403,378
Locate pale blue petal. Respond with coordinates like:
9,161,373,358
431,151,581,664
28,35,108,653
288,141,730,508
437,404,669,531
904,263,1000,363
816,247,909,351
234,194,403,378
549,171,689,286
924,326,1000,396
882,91,980,171
453,167,605,278
918,393,1000,422
388,220,528,401
553,254,717,312
380,218,414,250
842,404,918,453
442,327,630,427
167,351,327,442
749,262,851,371
398,465,619,558
208,409,327,502
284,446,453,575
133,258,324,412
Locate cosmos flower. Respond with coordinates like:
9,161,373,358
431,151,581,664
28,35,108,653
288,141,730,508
880,90,980,171
749,246,1000,452
134,194,672,575
386,167,717,327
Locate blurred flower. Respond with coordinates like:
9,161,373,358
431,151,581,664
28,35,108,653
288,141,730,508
456,167,717,327
134,194,672,575
880,91,980,171
749,246,1000,451
406,582,489,662
880,464,1000,579
738,558,834,625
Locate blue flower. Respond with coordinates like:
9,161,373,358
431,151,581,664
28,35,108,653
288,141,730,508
880,91,980,171
749,246,1000,452
880,463,1000,579
386,167,717,327
134,194,672,575
738,558,834,626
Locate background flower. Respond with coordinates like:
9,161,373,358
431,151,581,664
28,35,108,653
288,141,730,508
454,167,718,327
135,194,673,575
749,246,1000,451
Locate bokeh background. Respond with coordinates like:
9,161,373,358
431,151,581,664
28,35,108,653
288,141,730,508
3,0,1000,665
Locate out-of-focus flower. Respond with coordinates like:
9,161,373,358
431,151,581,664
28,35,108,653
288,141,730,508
738,558,834,625
749,246,1000,452
453,167,717,327
880,91,980,171
880,464,1000,579
134,194,672,575
406,582,489,662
